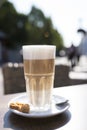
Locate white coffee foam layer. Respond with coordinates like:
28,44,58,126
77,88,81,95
22,45,56,60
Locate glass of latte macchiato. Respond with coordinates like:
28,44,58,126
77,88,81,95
22,45,56,111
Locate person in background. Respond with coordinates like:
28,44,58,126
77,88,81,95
67,44,77,68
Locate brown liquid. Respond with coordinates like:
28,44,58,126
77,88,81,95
24,59,55,110
24,59,54,74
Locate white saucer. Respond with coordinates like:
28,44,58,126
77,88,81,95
8,93,70,118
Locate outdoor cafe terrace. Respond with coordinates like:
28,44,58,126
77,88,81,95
0,56,87,130
0,56,87,95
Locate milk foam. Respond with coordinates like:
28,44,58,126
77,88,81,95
22,45,56,60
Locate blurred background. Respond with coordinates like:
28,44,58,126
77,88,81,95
0,0,87,63
0,0,64,64
0,0,87,94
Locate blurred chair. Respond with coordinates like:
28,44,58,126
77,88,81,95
54,65,87,87
54,65,70,87
2,63,26,94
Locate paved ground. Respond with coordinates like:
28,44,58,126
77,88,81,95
55,57,69,65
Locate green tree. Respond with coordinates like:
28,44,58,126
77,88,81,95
0,1,28,48
27,6,64,50
0,2,64,51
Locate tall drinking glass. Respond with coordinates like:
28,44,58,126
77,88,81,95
22,45,56,111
